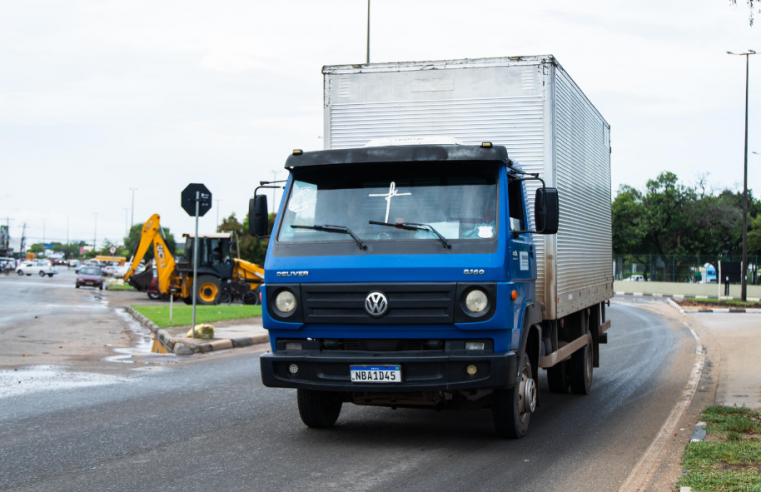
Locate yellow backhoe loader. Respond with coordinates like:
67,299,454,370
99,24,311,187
123,214,264,305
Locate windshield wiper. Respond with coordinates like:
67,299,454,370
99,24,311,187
290,224,367,250
369,221,452,249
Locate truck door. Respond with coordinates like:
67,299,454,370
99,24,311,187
508,178,534,285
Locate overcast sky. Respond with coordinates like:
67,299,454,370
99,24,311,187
1,0,759,248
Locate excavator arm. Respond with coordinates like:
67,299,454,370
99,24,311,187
123,214,177,294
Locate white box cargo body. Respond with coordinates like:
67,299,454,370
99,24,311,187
322,55,613,320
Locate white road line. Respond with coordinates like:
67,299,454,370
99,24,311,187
618,321,705,492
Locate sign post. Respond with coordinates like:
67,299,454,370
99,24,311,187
181,184,212,338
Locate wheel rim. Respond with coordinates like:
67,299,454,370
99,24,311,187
517,365,536,423
199,282,218,302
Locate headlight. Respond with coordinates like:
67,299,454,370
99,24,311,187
275,290,297,313
465,289,488,313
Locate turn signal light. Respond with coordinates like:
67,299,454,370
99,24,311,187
292,149,303,155
481,142,493,148
511,290,518,301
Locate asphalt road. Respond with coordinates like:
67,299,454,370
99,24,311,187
0,275,696,492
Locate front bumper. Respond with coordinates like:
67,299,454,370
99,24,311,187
260,350,517,392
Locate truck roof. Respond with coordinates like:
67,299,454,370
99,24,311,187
284,144,510,170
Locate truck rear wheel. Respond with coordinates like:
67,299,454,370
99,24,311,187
492,356,535,438
297,389,342,428
547,361,570,394
195,275,221,305
569,341,593,395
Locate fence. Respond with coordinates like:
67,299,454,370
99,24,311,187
613,254,760,285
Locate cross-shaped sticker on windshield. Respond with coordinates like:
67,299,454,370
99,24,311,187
369,181,411,223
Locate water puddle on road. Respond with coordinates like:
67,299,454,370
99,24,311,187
0,365,130,400
104,309,175,370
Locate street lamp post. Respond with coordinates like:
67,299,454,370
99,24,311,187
367,0,371,64
130,188,138,228
270,170,280,214
93,213,98,252
728,49,756,301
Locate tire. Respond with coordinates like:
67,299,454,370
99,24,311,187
182,295,193,305
39,271,46,277
243,291,260,305
493,356,536,439
48,274,54,278
159,294,171,302
17,271,23,276
75,284,80,289
195,275,222,305
547,360,570,394
147,293,160,300
297,389,343,428
99,286,103,291
569,341,593,395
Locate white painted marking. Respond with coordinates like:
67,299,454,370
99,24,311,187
618,321,705,492
633,292,643,296
695,295,708,299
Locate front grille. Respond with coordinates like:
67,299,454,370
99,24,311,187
301,283,456,324
320,339,444,352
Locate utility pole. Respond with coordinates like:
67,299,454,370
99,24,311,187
727,49,756,301
367,0,371,64
270,170,280,214
130,188,138,228
20,223,26,254
215,199,223,230
93,213,98,252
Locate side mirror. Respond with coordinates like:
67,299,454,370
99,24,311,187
250,195,270,238
534,188,559,235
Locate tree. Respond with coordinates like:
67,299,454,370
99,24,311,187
217,212,273,265
730,0,759,26
123,223,177,263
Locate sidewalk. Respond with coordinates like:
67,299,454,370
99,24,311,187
686,312,761,410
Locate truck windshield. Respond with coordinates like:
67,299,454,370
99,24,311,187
278,161,498,244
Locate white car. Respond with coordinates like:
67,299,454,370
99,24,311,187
623,274,646,282
16,261,59,277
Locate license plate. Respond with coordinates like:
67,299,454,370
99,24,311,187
86,282,93,285
350,365,401,383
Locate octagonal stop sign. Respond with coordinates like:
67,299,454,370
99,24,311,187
181,183,212,217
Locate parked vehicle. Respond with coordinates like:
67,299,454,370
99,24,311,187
76,267,104,290
17,260,58,277
124,214,264,305
251,55,613,438
146,270,170,301
623,275,646,282
0,257,15,274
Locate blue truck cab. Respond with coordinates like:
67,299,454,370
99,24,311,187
250,143,566,438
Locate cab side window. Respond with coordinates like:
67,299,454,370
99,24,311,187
508,178,525,232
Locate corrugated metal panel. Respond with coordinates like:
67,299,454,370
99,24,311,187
553,66,613,318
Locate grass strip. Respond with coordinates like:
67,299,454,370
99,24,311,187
132,304,262,328
678,406,761,491
107,284,135,291
678,298,761,309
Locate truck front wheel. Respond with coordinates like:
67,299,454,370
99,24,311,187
569,342,593,395
297,389,342,428
492,356,536,438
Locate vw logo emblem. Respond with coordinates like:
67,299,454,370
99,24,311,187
365,292,388,317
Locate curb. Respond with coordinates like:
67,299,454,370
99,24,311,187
123,306,269,355
616,291,761,302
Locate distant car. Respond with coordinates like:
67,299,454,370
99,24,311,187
16,261,58,277
146,270,170,301
623,275,645,282
76,267,104,290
